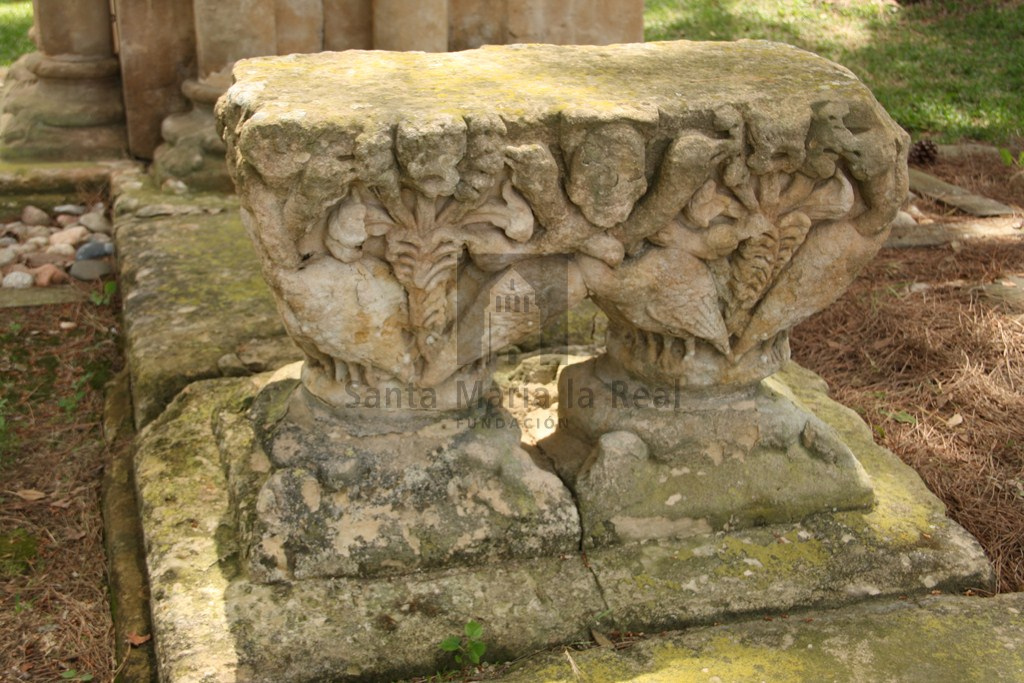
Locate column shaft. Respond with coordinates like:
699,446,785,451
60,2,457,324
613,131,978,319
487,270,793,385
324,0,373,50
372,0,448,52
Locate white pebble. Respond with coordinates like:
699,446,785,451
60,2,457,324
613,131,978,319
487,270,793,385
46,243,76,256
2,271,34,289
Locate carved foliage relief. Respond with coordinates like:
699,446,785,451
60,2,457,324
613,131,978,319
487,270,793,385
227,99,906,398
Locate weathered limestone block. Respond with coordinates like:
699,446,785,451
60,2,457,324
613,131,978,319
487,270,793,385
219,41,908,573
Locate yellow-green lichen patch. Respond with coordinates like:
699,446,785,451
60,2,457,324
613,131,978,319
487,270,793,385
647,634,816,682
501,595,1024,683
774,364,943,547
117,206,287,426
711,532,828,588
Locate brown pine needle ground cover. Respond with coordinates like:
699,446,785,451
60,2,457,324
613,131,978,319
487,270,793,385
792,155,1024,592
0,294,121,681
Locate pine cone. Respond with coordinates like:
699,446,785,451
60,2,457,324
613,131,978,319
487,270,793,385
909,139,939,165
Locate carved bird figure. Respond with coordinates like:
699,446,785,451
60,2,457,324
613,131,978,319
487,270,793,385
577,246,730,358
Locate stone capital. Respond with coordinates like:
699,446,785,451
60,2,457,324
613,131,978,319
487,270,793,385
219,41,909,404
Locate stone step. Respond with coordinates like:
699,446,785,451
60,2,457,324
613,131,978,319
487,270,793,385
499,592,1024,682
909,167,1018,217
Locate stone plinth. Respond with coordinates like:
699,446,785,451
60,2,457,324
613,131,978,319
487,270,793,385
218,41,908,574
0,0,127,160
135,363,992,682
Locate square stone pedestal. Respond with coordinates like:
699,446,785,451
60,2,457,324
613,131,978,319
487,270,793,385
135,362,992,682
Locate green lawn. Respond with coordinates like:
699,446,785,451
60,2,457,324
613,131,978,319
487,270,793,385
0,0,33,67
645,0,1024,145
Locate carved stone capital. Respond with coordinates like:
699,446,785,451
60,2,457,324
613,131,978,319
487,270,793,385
220,41,908,403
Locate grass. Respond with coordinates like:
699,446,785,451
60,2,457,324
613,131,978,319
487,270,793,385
645,0,1024,145
0,0,32,67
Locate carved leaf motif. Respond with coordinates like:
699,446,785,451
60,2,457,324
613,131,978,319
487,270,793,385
774,211,812,280
730,221,778,312
799,172,854,221
461,182,535,243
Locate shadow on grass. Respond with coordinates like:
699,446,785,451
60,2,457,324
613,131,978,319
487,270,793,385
644,0,1024,145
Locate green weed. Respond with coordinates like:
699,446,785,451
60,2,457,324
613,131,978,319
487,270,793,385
439,620,487,668
58,371,95,418
0,528,37,577
89,281,117,307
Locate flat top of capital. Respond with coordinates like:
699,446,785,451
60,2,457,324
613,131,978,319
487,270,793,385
222,40,872,126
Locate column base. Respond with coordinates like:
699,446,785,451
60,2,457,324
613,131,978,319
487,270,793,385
545,357,876,548
151,79,233,192
134,366,992,682
231,374,580,582
0,52,127,161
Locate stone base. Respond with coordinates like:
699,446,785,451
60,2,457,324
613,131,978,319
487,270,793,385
135,363,993,682
232,373,580,582
499,592,1024,682
0,52,127,161
150,83,233,193
548,357,875,547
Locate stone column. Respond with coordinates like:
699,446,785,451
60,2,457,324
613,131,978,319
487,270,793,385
114,0,197,159
152,0,277,191
276,0,325,55
217,42,907,581
373,0,448,52
0,0,126,160
448,0,645,50
504,0,644,45
324,0,373,50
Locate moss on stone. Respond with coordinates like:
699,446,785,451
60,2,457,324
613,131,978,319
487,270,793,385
116,203,288,427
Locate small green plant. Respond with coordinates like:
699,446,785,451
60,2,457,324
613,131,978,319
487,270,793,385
439,619,487,667
13,593,33,614
58,371,95,418
999,148,1024,168
999,148,1024,183
89,281,117,307
60,669,93,681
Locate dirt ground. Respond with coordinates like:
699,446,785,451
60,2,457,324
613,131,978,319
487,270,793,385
0,149,1022,681
792,149,1024,593
1,291,121,681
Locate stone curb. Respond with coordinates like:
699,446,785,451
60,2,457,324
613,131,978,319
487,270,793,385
101,369,157,683
498,592,1024,682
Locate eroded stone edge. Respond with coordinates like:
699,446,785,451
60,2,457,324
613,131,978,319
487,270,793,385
497,592,1024,682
